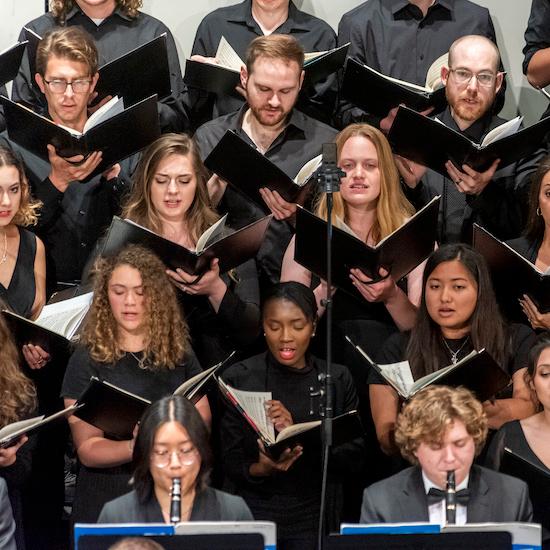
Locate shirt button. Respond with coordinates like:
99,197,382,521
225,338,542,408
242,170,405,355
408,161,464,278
80,242,87,248
79,210,86,216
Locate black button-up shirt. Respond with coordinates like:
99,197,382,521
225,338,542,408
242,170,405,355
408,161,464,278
523,0,550,74
12,5,189,132
337,0,502,128
188,0,337,129
406,108,544,244
194,105,337,287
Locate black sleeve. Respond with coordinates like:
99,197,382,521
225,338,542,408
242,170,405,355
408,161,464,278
60,346,95,400
523,0,550,74
508,323,537,375
484,424,507,471
367,332,409,385
216,260,261,349
183,349,203,378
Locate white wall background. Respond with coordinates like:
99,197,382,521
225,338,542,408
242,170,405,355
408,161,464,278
0,1,542,123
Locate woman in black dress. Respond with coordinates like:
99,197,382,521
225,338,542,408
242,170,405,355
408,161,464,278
220,282,364,550
370,244,536,455
507,156,550,329
61,245,209,523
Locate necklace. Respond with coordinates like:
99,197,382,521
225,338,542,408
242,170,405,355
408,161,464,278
127,351,147,369
0,231,7,265
442,336,470,364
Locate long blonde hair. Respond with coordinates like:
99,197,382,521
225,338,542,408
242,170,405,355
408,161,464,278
81,245,190,369
122,134,218,245
314,124,414,243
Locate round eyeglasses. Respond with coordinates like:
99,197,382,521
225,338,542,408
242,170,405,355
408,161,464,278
151,448,198,468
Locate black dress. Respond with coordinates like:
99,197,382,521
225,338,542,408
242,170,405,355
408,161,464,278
220,352,364,550
0,227,36,317
60,346,202,523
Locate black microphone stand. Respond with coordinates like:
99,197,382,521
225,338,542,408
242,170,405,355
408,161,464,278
313,144,345,550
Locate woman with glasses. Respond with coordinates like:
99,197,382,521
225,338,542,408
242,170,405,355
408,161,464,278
61,245,210,523
98,395,252,523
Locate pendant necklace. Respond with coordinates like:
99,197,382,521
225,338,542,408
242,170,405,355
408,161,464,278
0,231,7,265
128,351,147,369
442,336,470,364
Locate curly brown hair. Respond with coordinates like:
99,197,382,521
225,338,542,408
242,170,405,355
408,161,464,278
0,313,36,427
0,146,41,226
49,0,142,24
122,134,218,244
395,386,488,464
81,245,190,369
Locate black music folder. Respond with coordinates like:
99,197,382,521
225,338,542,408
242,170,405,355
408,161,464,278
342,58,447,117
302,43,350,85
294,196,440,297
347,338,510,402
93,34,171,105
204,130,318,209
500,447,550,531
0,41,27,87
1,94,160,176
101,215,271,275
388,105,550,174
23,29,171,106
473,224,550,314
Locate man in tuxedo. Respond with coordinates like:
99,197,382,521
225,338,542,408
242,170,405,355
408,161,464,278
360,386,533,524
396,34,544,243
195,34,336,288
0,479,16,550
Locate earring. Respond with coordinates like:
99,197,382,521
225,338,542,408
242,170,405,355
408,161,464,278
537,206,542,216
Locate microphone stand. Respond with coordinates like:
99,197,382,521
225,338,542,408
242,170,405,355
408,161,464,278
314,144,345,550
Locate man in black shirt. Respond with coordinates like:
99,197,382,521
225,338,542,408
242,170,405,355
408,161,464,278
396,35,543,243
1,27,139,290
188,0,337,128
12,0,188,132
195,34,336,288
337,0,502,130
524,0,550,89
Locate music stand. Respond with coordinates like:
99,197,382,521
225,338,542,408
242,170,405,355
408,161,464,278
324,532,512,549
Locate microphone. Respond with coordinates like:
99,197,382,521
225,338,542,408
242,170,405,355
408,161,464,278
169,477,181,524
445,470,456,524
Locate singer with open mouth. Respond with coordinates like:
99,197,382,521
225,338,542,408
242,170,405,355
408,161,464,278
98,395,252,523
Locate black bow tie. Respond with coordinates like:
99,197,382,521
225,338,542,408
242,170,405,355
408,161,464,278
427,487,470,505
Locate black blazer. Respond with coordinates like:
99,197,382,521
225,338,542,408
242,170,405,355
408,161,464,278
360,465,532,524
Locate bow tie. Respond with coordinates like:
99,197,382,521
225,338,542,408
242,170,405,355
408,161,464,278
427,487,470,506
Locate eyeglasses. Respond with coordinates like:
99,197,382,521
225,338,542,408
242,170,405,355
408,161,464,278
43,78,92,94
449,68,501,88
151,448,198,468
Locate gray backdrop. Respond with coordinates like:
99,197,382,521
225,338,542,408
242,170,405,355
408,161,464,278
0,1,541,123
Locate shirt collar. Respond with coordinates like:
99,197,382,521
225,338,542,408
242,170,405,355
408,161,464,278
439,106,494,143
391,0,452,18
226,1,310,33
66,3,133,23
422,470,469,493
236,104,307,135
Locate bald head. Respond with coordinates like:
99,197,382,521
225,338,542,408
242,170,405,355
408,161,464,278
448,35,500,74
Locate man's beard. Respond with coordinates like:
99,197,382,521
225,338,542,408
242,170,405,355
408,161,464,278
249,104,287,127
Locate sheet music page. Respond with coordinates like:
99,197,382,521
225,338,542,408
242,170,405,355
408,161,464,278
481,116,522,147
37,292,93,338
379,361,415,397
425,52,448,90
215,36,245,71
196,213,227,252
229,386,274,441
293,154,322,186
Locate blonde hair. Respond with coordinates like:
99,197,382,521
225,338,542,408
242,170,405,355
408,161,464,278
314,124,414,243
81,245,190,369
0,313,36,427
122,134,218,245
395,386,488,464
49,0,142,23
36,26,98,77
0,146,41,226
